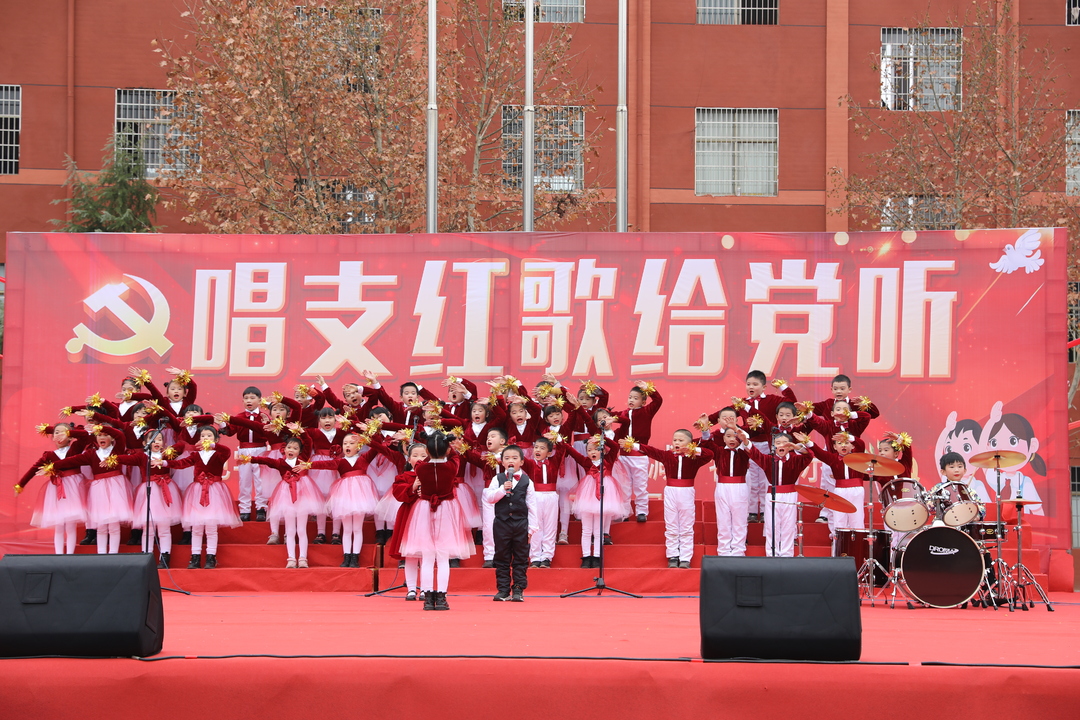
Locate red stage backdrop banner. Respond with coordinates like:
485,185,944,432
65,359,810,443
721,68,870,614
0,230,1069,560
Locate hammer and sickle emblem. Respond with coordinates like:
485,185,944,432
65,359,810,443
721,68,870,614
66,275,173,361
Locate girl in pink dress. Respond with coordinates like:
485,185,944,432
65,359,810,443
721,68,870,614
119,432,186,568
166,426,242,568
245,437,324,568
14,423,90,554
309,432,385,567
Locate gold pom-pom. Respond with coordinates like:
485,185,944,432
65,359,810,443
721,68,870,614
146,400,164,413
447,374,460,385
896,432,912,449
86,392,105,407
164,447,177,459
295,383,310,398
14,484,24,495
183,416,195,427
199,437,214,451
135,369,153,386
683,441,701,458
694,417,710,432
747,415,764,431
544,430,566,444
855,396,873,411
271,391,284,404
483,452,500,470
91,424,104,435
771,378,786,388
536,384,553,399
366,418,384,435
61,406,73,417
554,396,565,408
219,412,231,423
796,400,815,415
450,426,465,438
355,434,370,447
133,419,147,430
103,455,119,469
270,417,287,432
402,428,415,443
36,423,50,436
457,440,471,453
618,436,636,452
640,381,657,396
579,379,599,397
174,369,192,386
41,462,57,477
731,397,747,411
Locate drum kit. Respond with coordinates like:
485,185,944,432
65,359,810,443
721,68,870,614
810,449,1053,611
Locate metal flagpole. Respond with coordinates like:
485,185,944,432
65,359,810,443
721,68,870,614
425,0,438,233
616,0,628,231
523,0,535,231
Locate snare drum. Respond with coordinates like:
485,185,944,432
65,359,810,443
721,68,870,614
879,478,930,532
894,526,984,608
932,481,982,527
962,521,1008,545
834,529,891,587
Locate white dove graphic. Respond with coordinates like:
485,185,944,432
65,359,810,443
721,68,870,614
989,229,1044,274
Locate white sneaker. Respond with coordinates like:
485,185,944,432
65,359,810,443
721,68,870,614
267,533,281,545
557,531,569,545
815,516,829,524
286,557,297,569
298,557,309,568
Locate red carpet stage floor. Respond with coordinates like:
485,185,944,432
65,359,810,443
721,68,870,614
3,590,1079,720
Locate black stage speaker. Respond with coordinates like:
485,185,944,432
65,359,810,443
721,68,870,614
0,553,164,657
700,556,861,661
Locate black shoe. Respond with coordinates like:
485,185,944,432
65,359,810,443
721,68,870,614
256,508,267,522
330,533,342,545
352,553,362,568
541,559,551,568
603,533,613,545
493,590,510,602
80,529,97,545
434,591,450,610
397,559,405,569
667,557,679,568
511,587,524,602
530,561,542,568
449,558,460,568
126,529,143,546
482,560,495,569
239,513,251,522
313,534,326,544
405,589,418,601
580,556,591,568
177,531,192,545
204,554,217,569
424,591,436,611
157,552,170,569
340,554,351,568
679,560,691,569
472,529,484,544
187,554,201,569
375,529,388,545
636,513,647,523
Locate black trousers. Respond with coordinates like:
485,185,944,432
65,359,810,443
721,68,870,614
493,518,529,592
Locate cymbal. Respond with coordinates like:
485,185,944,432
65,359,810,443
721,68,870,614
968,450,1026,469
795,484,857,513
1003,498,1041,506
842,452,904,477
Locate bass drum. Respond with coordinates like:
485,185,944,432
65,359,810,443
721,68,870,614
895,526,984,608
834,529,891,587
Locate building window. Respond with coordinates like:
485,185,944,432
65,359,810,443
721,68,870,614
1069,0,1080,25
697,0,778,25
880,196,956,232
0,85,20,175
695,108,778,197
1067,110,1080,196
332,182,376,232
880,28,961,112
501,105,585,192
115,89,189,178
295,6,382,93
503,0,585,23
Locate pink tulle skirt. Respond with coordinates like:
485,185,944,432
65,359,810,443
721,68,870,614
326,473,380,518
267,475,325,523
127,464,143,491
374,487,403,526
30,475,88,528
132,480,183,527
181,481,242,528
308,453,337,495
397,497,475,559
261,449,284,496
171,450,195,495
608,460,634,517
572,473,626,520
85,474,134,527
365,453,398,496
455,483,482,528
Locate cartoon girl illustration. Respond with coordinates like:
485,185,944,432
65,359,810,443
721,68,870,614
970,402,1045,516
934,411,983,486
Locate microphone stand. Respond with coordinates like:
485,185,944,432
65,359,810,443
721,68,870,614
145,416,189,595
769,427,779,558
563,437,641,598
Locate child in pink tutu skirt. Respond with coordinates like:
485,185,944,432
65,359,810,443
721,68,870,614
165,426,242,569
244,436,324,568
14,423,91,554
397,433,474,611
564,435,623,568
119,431,186,568
385,442,431,600
49,424,133,555
309,431,387,567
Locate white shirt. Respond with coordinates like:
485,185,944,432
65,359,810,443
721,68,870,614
482,471,539,534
